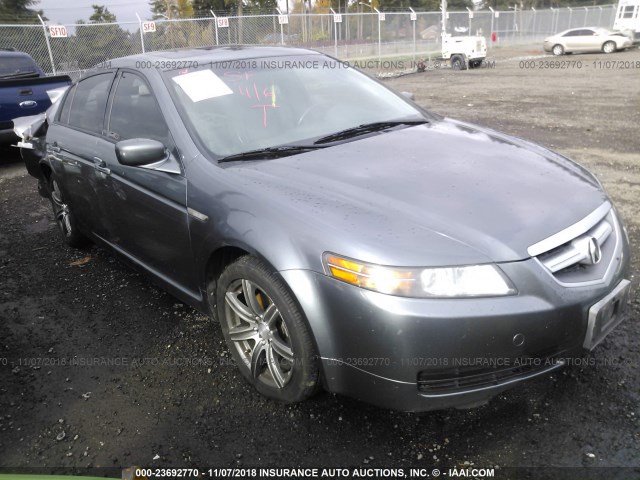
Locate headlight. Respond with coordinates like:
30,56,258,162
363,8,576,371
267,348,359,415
323,253,516,298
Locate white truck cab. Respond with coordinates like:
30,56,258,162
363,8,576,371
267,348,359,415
614,0,640,44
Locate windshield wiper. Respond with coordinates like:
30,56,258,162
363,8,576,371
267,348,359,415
314,119,428,145
218,145,327,163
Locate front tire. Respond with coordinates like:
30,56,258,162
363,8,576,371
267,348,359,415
215,255,320,403
602,41,616,54
49,177,89,248
552,44,564,56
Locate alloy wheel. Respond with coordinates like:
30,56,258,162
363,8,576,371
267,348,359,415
224,279,294,389
51,180,72,238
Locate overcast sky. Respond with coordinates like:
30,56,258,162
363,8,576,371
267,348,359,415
37,0,154,25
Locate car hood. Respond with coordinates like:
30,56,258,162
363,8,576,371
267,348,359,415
222,119,607,267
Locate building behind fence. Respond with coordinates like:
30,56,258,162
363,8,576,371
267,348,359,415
0,5,618,77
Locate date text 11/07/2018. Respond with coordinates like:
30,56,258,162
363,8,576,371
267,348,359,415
95,59,498,71
132,467,496,478
520,59,640,69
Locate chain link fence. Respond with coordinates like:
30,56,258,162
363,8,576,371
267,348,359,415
0,4,619,78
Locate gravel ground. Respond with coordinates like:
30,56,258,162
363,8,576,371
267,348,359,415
1,44,639,478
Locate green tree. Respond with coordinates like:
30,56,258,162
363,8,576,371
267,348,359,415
193,0,237,15
66,5,135,69
89,4,117,22
0,0,44,23
150,0,194,19
0,0,50,69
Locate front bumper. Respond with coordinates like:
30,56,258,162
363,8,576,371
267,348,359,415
281,239,629,411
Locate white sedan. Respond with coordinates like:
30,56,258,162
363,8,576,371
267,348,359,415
543,27,633,55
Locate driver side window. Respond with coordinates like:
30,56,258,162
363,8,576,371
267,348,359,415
107,72,171,147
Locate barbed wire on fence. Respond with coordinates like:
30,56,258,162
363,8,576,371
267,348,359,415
0,4,619,77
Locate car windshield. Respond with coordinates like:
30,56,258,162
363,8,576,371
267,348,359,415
163,54,425,158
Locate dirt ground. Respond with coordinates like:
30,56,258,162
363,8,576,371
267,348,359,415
1,45,639,478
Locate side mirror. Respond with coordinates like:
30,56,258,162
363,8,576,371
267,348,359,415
401,91,415,101
115,138,167,167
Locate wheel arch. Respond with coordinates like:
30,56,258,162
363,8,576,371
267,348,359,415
205,243,329,387
203,244,251,316
40,161,52,182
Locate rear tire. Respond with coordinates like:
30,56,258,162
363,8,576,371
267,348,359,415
49,176,89,248
450,54,466,70
602,41,616,54
214,255,320,403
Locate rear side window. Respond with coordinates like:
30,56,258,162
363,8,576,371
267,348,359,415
67,73,114,135
57,84,76,125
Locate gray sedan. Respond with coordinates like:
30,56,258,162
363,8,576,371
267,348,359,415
20,46,631,411
543,27,633,55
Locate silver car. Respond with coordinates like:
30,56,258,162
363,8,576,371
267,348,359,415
544,27,633,55
18,46,632,412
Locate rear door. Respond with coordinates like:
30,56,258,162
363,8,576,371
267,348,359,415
91,70,196,293
46,71,115,236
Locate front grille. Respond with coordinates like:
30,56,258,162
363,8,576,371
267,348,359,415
417,353,564,395
531,205,619,285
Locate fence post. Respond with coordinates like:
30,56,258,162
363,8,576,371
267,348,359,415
489,7,494,48
583,6,588,27
609,5,615,28
409,7,416,62
597,6,603,27
210,10,219,45
276,8,284,45
567,7,573,30
136,13,145,53
330,8,338,58
466,7,471,36
531,8,536,42
37,14,56,75
374,7,381,62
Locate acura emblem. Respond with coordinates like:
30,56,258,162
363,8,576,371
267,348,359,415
587,237,602,265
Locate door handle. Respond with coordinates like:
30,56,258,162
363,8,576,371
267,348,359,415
93,157,111,175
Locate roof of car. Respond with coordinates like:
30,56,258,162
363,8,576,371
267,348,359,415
109,45,322,70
